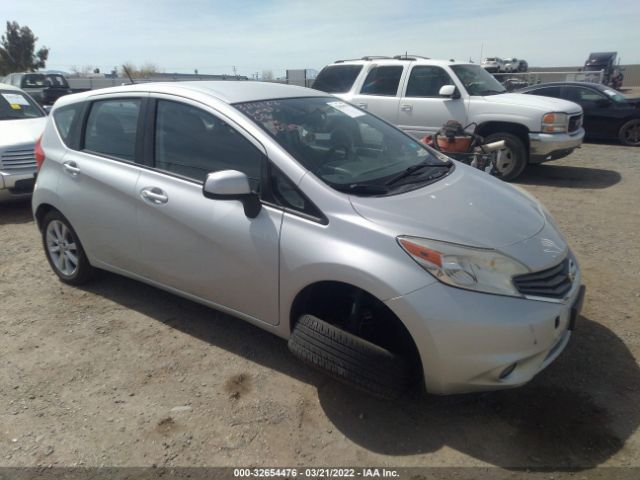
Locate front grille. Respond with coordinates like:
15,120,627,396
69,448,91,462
513,257,574,299
568,114,583,133
0,146,37,171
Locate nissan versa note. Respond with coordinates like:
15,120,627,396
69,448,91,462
32,82,585,398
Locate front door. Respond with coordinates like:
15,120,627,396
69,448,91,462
134,97,282,325
397,65,467,138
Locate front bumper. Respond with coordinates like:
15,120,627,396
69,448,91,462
529,128,585,163
0,170,36,202
385,269,584,395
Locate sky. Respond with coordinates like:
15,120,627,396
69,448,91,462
2,0,640,77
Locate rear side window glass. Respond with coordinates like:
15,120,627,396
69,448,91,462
84,99,141,161
360,66,403,96
312,65,363,93
53,104,82,145
406,66,454,97
20,74,46,88
154,100,262,188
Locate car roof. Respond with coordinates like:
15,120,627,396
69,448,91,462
57,81,326,105
521,81,607,91
328,57,464,67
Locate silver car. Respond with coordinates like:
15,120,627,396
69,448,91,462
32,82,585,397
1,83,47,202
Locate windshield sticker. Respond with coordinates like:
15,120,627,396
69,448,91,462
2,93,30,106
10,103,22,110
603,89,618,97
327,101,365,118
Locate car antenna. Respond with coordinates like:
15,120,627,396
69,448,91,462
122,65,135,85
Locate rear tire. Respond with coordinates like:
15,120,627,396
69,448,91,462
288,314,412,399
618,119,640,146
485,132,527,181
42,210,95,285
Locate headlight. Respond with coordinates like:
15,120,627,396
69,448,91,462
398,236,529,297
542,112,568,133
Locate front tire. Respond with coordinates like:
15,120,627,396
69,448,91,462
42,210,95,285
288,314,413,399
619,119,640,146
485,132,527,181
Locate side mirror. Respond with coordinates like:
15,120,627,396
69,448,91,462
202,170,261,218
439,85,458,98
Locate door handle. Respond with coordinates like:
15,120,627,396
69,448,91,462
401,104,413,112
140,187,168,205
62,161,81,175
357,103,368,109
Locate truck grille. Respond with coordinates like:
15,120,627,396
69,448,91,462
0,146,37,171
568,114,583,133
513,257,574,299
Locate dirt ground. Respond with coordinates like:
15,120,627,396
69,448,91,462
1,141,639,472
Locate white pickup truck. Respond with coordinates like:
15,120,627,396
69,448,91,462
312,56,585,180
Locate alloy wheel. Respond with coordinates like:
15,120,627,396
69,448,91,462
46,220,79,276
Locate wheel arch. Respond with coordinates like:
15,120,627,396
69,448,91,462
476,121,531,153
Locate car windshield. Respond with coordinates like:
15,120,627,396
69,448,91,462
235,97,450,195
451,64,506,96
600,86,627,103
0,90,45,120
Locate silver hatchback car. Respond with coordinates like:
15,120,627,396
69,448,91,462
33,81,585,397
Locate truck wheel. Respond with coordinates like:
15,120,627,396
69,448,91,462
42,210,95,285
288,314,412,399
619,119,640,146
485,132,527,181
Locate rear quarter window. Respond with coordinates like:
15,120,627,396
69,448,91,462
53,103,83,147
312,65,363,93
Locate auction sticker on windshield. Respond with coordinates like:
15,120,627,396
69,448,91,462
2,93,30,109
327,101,365,118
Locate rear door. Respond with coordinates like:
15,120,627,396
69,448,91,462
134,95,282,325
349,64,405,125
56,94,146,271
397,65,467,138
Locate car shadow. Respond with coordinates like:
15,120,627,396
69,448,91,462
516,164,621,189
0,199,33,225
81,272,639,470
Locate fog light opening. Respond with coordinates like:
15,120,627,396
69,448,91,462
499,363,517,380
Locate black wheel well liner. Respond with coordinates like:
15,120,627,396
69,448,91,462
476,121,530,151
289,281,423,377
34,203,57,231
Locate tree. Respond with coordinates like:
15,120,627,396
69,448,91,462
0,21,49,76
121,61,161,78
262,70,274,81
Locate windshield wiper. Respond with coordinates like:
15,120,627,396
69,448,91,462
337,183,390,195
385,161,451,186
478,89,505,96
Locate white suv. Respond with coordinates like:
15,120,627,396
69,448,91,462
313,56,585,180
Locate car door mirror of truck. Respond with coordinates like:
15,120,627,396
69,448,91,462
439,85,458,98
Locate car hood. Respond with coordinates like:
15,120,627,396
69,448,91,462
482,93,582,114
0,117,46,147
349,163,545,250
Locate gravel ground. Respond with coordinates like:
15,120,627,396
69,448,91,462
1,141,639,472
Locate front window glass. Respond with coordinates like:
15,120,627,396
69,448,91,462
235,97,450,196
312,65,363,94
46,74,69,88
406,66,455,97
154,100,262,187
451,64,506,96
0,90,45,120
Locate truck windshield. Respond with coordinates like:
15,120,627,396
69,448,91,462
0,90,45,120
451,64,506,96
235,97,450,195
